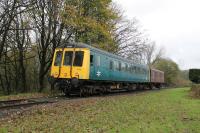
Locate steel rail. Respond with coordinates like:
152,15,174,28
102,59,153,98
0,100,54,110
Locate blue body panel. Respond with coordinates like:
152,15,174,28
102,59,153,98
89,48,150,83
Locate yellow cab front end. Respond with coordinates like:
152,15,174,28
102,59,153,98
50,48,90,80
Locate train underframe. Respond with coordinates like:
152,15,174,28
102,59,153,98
49,78,162,97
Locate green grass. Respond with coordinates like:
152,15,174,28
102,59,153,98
0,88,200,133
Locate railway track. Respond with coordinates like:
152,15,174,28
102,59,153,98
0,99,54,110
0,88,161,120
0,97,59,119
0,89,160,110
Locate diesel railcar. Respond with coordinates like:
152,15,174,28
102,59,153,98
49,43,164,96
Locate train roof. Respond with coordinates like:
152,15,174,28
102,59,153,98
58,42,148,69
151,68,164,73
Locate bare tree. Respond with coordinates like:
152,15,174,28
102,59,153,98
112,16,147,63
0,0,18,60
14,4,32,92
145,41,165,67
30,0,64,92
0,0,34,60
0,0,35,94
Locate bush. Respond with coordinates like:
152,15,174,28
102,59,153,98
190,84,200,98
189,69,200,84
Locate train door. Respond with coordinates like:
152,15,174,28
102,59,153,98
92,53,103,80
50,50,63,78
95,54,101,80
89,52,95,80
109,60,114,81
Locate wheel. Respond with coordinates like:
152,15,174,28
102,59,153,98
80,88,83,97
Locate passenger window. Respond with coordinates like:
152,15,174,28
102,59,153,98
130,65,133,73
144,69,147,74
136,67,140,74
74,51,84,66
119,62,122,71
143,69,145,75
129,65,131,72
121,63,125,71
139,68,141,74
125,64,128,71
134,66,137,73
140,68,143,74
90,55,94,66
96,56,100,66
114,61,118,71
63,51,73,66
110,60,114,70
130,65,133,72
54,51,63,66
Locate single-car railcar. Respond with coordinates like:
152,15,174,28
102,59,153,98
49,43,164,96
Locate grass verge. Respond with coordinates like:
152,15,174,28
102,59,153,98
0,88,199,133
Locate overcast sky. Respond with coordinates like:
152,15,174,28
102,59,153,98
113,0,200,70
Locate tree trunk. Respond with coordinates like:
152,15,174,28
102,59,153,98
39,51,46,92
19,52,27,92
39,66,45,92
39,75,44,92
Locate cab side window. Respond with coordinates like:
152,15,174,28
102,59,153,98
54,51,63,66
90,55,94,66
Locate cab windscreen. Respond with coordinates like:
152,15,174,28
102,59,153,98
63,51,84,67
